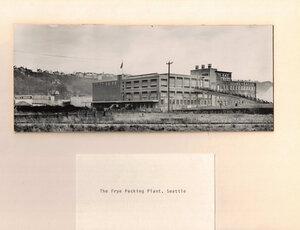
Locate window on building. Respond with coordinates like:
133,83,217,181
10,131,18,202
125,81,131,89
184,78,190,88
150,79,157,87
191,79,197,88
161,78,167,87
125,93,132,101
142,80,148,88
150,91,158,100
142,91,148,100
160,91,167,99
134,81,140,88
170,77,175,87
177,77,183,87
133,92,140,100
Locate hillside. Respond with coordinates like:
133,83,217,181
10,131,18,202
256,81,273,102
14,67,110,99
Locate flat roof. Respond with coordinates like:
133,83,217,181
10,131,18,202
159,73,191,77
216,70,232,74
123,73,159,80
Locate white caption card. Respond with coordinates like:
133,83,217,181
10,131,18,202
76,154,215,230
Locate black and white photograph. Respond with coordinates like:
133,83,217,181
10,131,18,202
14,25,274,132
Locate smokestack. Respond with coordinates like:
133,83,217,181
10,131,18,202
208,64,212,68
195,65,199,70
201,64,205,69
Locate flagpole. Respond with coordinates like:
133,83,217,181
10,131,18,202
121,60,123,76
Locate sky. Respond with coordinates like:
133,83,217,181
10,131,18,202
14,25,273,82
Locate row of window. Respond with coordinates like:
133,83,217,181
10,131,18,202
161,98,210,106
15,95,53,100
15,95,33,99
123,77,208,89
217,100,247,106
124,79,158,89
219,73,230,77
124,91,158,100
167,77,198,87
220,84,255,91
161,91,212,99
96,81,118,86
220,77,231,81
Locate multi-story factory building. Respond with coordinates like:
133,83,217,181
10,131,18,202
121,73,212,111
191,64,257,98
92,64,264,111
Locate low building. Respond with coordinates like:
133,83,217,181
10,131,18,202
70,95,92,108
14,95,34,106
14,95,55,106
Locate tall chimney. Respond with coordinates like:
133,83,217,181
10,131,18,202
208,64,212,68
195,65,199,70
201,64,205,69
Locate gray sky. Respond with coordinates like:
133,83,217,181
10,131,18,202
14,25,273,82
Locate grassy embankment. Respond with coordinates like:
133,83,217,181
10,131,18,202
14,112,274,132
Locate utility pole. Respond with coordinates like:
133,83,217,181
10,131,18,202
166,60,173,113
